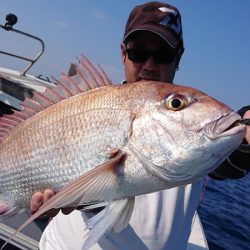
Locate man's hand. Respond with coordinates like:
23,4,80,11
30,189,75,217
243,110,250,144
30,189,55,214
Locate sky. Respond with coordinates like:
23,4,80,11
0,0,249,110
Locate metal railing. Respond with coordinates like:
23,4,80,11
0,13,45,76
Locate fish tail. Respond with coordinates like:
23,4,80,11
82,198,135,250
0,197,25,249
0,203,48,250
0,197,24,222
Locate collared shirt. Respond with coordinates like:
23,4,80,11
40,179,204,250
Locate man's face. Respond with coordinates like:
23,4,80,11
121,31,179,83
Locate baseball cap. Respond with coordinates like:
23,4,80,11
123,1,183,49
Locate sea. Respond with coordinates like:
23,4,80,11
198,174,250,250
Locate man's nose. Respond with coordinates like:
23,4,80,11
142,56,158,71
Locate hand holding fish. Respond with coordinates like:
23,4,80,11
30,190,74,216
30,189,54,214
243,110,250,143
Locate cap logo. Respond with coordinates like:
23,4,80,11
158,7,178,16
158,7,182,38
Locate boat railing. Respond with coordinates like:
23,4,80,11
0,13,45,76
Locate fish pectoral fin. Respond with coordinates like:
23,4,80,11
82,198,135,250
40,149,126,212
0,150,126,250
46,149,126,209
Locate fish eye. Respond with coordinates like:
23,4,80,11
165,94,187,111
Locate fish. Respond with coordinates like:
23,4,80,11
0,55,246,249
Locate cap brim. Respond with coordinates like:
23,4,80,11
123,24,180,49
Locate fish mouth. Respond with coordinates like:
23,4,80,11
204,111,246,139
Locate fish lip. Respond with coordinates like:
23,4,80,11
204,111,246,139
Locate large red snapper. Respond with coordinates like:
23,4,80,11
0,56,246,249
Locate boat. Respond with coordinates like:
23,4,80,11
0,13,209,250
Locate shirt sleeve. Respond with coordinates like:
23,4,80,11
209,105,250,180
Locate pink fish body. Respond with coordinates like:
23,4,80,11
0,56,246,249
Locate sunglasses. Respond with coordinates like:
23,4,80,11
125,45,177,64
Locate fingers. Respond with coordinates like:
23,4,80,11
30,189,55,214
243,110,250,119
44,189,56,202
29,189,75,218
243,111,250,144
30,192,44,214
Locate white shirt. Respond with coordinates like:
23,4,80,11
39,179,204,250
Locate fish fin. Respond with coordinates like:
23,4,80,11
81,202,108,211
0,201,24,222
0,150,126,249
0,201,27,249
112,198,135,233
82,198,135,250
37,150,126,209
0,55,112,143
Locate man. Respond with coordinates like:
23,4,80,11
32,2,250,249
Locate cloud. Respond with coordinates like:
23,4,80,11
90,10,106,20
50,18,71,28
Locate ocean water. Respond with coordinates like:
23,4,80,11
198,174,250,250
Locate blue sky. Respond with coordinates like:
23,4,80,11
0,0,249,110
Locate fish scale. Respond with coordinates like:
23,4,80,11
0,93,132,204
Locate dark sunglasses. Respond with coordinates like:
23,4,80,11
125,45,177,64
